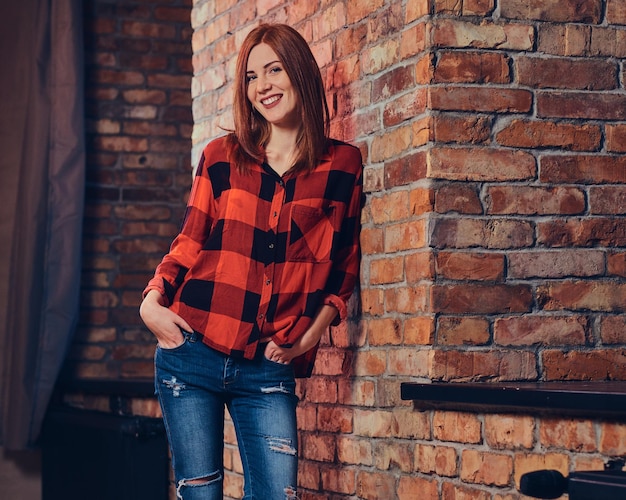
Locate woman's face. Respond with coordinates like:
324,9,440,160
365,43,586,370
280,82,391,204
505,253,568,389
246,43,299,132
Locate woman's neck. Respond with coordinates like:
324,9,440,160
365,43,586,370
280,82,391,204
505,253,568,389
265,127,300,176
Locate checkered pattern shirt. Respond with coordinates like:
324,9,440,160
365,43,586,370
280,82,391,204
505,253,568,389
144,136,363,377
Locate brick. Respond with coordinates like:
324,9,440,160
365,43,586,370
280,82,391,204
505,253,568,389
608,252,626,277
317,406,353,433
487,186,586,215
517,56,616,90
606,124,626,153
360,287,384,317
334,23,368,59
538,280,626,312
351,350,386,376
406,0,431,22
384,151,428,188
430,349,538,380
384,220,427,252
337,436,373,465
428,147,536,181
433,411,482,443
435,251,505,281
356,471,396,500
370,256,404,285
589,186,626,215
600,315,626,344
397,476,439,500
494,315,588,347
311,348,351,376
429,86,533,113
367,317,402,345
122,21,176,39
373,441,414,472
607,0,626,25
461,449,513,486
405,251,435,282
541,155,626,183
441,482,491,500
507,250,604,278
88,69,145,86
301,433,336,462
433,19,534,50
362,39,399,75
360,227,384,255
513,453,570,489
496,119,601,151
589,26,626,57
410,186,435,215
385,284,429,314
404,315,436,345
435,51,510,84
501,0,602,22
388,348,430,376
414,443,458,476
432,115,491,145
539,418,597,452
383,88,428,127
370,125,412,162
542,349,626,380
372,66,415,102
538,91,626,120
430,218,535,250
320,465,356,495
367,3,404,44
337,378,376,406
400,22,428,59
538,219,626,247
434,183,483,214
485,414,534,450
437,316,491,346
302,376,338,404
599,423,626,455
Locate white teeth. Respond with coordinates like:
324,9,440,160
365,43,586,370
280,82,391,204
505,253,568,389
262,95,281,105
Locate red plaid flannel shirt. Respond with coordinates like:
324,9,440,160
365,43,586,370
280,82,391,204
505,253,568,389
144,136,363,377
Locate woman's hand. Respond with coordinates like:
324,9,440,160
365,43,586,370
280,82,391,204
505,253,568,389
139,290,193,349
264,305,338,364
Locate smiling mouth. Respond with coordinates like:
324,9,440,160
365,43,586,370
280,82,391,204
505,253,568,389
261,95,281,106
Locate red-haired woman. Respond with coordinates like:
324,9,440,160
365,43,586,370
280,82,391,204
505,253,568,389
140,23,363,500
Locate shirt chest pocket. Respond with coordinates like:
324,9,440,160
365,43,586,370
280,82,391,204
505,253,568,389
287,205,336,263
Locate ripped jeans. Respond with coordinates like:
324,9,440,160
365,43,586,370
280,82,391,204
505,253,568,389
155,331,299,500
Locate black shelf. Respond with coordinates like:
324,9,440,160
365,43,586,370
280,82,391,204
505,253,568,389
400,381,626,419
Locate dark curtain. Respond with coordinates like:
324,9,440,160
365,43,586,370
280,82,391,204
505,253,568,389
0,0,85,450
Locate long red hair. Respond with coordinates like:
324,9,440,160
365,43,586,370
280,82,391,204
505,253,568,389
229,24,330,173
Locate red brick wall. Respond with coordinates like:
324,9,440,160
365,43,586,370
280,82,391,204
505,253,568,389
67,0,193,379
68,0,626,498
189,1,626,498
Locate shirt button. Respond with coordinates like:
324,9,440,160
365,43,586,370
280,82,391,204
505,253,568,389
265,279,271,285
269,243,274,249
258,313,264,319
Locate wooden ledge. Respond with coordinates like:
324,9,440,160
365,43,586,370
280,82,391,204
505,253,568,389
400,381,626,419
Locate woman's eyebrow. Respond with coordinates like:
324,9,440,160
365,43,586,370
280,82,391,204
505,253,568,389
247,60,282,73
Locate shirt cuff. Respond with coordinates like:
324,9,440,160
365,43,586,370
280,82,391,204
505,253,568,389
321,294,346,326
142,282,170,307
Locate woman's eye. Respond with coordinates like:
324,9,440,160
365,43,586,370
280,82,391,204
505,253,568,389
246,74,257,83
269,66,282,74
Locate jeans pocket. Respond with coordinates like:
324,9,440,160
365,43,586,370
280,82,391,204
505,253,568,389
157,331,195,353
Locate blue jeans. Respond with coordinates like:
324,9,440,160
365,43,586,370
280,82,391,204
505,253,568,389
155,332,299,500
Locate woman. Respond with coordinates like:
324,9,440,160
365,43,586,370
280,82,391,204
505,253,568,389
140,23,363,499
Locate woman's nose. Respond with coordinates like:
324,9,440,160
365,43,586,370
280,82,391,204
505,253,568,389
257,74,271,91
